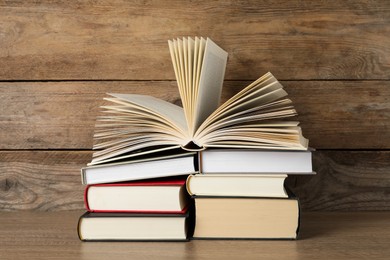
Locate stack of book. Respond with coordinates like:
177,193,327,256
77,153,198,241
77,37,314,241
187,149,313,239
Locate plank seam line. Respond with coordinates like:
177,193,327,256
0,79,389,83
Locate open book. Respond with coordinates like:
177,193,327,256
91,37,308,165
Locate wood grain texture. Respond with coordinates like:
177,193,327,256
0,0,389,80
1,150,389,211
287,151,390,211
0,1,389,214
1,80,389,149
0,151,89,211
0,211,390,259
0,81,181,149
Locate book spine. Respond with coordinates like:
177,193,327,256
186,175,194,196
80,168,87,185
84,186,91,211
296,195,301,240
197,151,203,173
77,212,89,241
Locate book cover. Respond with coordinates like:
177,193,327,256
81,152,197,185
192,196,300,240
198,149,314,174
78,205,195,242
186,174,289,198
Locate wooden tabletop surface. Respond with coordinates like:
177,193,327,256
0,211,389,259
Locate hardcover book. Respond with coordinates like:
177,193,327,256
186,174,289,198
78,210,192,241
81,152,197,185
89,37,308,166
84,178,189,213
199,149,314,174
192,196,300,239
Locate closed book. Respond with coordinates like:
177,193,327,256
199,149,314,174
81,152,197,185
84,178,189,213
78,209,193,241
193,196,300,240
186,174,288,198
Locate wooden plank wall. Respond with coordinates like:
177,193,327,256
0,0,389,211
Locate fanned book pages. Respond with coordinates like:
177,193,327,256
90,37,308,166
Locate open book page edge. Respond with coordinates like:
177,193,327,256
168,38,193,133
205,72,274,120
88,145,183,166
196,108,298,141
168,40,186,110
86,149,195,168
194,37,206,116
195,74,282,135
93,135,178,157
186,38,194,131
106,93,188,140
193,38,228,132
92,139,180,162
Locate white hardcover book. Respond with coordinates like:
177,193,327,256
199,149,314,174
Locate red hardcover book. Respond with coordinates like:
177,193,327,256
84,178,190,213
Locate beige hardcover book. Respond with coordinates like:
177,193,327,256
193,197,299,239
78,211,190,241
186,174,289,198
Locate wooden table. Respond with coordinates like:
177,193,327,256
0,211,389,259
